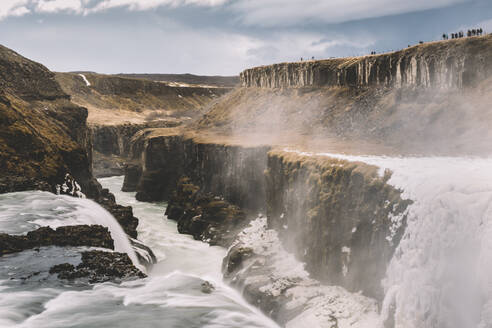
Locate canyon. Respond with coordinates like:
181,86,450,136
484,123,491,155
2,34,492,328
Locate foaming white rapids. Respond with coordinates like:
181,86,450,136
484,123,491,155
285,149,492,328
234,216,380,328
0,191,139,267
100,176,227,279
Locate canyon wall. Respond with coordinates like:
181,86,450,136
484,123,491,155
241,35,492,89
129,131,409,301
265,150,410,301
134,131,269,211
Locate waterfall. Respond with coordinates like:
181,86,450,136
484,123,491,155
0,191,140,269
312,153,492,328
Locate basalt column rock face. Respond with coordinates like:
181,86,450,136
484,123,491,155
90,121,181,178
265,150,411,301
241,35,492,89
135,132,270,211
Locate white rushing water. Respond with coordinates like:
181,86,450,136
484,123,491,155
78,74,91,86
288,150,492,328
0,177,279,328
0,191,138,266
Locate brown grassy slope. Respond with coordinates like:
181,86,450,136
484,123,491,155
115,73,239,88
56,72,232,125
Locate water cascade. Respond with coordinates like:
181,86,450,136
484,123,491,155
0,177,279,328
288,151,492,328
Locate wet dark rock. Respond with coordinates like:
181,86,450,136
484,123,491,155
223,245,254,275
201,281,215,294
50,250,146,283
49,263,75,274
97,188,138,238
122,163,142,192
0,225,114,256
165,177,247,247
0,177,52,194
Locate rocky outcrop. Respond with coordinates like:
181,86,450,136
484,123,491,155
97,188,139,238
122,163,142,192
90,121,180,178
0,44,98,198
0,225,114,256
50,250,146,283
165,177,247,246
0,45,144,242
241,35,492,89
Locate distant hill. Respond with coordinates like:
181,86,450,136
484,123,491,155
115,73,239,87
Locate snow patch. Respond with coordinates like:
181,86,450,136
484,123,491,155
78,74,91,87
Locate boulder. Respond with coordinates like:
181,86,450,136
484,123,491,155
0,225,114,256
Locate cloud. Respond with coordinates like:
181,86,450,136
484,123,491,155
0,0,29,19
90,0,228,12
0,0,470,24
0,0,227,20
36,0,83,13
230,0,470,26
244,32,376,65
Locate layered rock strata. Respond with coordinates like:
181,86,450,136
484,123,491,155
241,35,492,89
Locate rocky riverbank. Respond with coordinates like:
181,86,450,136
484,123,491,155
0,44,151,283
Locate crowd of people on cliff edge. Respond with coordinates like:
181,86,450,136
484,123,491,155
442,28,484,40
301,27,486,61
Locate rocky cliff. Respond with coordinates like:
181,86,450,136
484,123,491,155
133,130,269,210
241,35,492,89
90,121,180,177
0,44,140,238
265,150,410,301
0,45,98,196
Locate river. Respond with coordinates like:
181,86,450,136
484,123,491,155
0,176,279,328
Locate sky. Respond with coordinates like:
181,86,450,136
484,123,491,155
0,0,491,76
